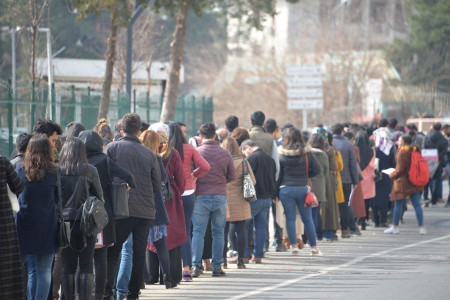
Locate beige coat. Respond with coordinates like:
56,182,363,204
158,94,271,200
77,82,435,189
226,157,256,222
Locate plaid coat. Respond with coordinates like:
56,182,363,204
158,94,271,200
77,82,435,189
0,156,25,299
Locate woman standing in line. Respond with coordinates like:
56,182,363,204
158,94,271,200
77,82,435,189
1,156,24,299
148,123,186,284
222,137,255,269
15,134,58,300
277,127,322,256
59,137,104,300
167,122,210,281
385,134,426,234
79,130,136,299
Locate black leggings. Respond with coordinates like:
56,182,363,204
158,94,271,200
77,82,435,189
94,247,107,299
147,237,171,284
229,221,247,260
62,221,96,275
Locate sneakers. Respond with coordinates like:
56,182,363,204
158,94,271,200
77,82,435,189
212,268,226,277
350,229,362,236
341,230,351,238
182,271,193,282
384,226,400,234
310,249,323,256
227,256,238,263
276,244,288,252
290,245,299,255
419,227,427,235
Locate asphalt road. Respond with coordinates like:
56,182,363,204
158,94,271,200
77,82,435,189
140,191,450,299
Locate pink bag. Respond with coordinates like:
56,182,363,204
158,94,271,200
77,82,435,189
304,154,319,208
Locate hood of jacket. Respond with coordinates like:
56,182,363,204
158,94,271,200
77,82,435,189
79,130,103,156
278,146,302,156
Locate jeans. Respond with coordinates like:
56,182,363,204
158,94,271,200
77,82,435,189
105,217,152,299
191,195,227,270
24,253,54,300
311,202,321,232
181,193,196,268
116,233,133,296
250,198,271,258
279,186,317,247
393,193,424,226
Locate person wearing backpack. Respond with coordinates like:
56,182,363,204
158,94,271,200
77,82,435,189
59,136,104,300
384,134,427,235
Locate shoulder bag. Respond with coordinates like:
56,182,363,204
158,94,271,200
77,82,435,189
107,157,129,219
56,168,71,249
304,154,319,208
161,150,174,203
242,159,257,203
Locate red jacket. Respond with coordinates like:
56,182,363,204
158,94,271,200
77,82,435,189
148,149,187,251
182,144,210,191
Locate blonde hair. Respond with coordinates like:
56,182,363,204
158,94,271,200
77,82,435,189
139,130,160,154
222,137,242,156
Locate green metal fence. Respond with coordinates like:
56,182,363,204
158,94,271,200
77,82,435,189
0,80,213,157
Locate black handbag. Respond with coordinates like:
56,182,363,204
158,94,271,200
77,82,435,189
80,196,109,237
56,169,71,249
161,150,174,203
106,158,129,219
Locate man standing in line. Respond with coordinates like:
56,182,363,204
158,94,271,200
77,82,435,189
241,140,276,263
104,113,161,300
191,122,235,277
332,123,361,238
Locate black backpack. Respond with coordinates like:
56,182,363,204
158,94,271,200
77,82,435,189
80,196,109,237
161,150,174,202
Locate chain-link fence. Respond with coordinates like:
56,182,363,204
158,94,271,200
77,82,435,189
0,80,213,157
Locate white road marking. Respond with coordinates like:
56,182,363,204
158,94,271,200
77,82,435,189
226,234,450,299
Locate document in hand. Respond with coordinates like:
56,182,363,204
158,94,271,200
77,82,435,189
382,168,395,175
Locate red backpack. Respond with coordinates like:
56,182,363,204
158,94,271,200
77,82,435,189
408,149,429,187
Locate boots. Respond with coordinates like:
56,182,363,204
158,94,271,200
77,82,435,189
79,273,94,300
163,274,177,289
62,274,75,300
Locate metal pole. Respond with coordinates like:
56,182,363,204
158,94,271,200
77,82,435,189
11,28,16,98
303,110,307,129
8,79,13,155
45,29,54,120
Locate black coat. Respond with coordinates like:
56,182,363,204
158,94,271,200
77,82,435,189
277,147,321,189
106,135,162,219
79,130,136,245
246,148,276,199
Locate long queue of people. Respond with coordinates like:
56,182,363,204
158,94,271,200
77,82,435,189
1,111,449,300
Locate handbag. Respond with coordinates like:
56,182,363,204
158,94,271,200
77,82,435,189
161,150,174,203
304,154,319,208
242,159,257,203
56,169,71,249
106,157,129,219
80,195,109,237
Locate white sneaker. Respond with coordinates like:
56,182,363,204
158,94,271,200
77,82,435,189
419,228,427,235
290,245,299,255
384,226,400,234
310,249,323,256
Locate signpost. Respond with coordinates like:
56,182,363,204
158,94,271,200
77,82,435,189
286,64,323,129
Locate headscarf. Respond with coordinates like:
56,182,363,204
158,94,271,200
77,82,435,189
315,127,330,150
149,123,172,159
373,127,393,155
355,131,373,170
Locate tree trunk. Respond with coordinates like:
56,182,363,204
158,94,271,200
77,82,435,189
159,3,189,122
98,16,118,120
31,26,37,83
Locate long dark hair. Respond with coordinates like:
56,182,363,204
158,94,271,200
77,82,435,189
167,121,185,161
309,133,325,151
282,127,305,157
59,136,89,176
23,134,56,181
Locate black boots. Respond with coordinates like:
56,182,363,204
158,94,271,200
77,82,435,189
164,274,177,289
62,274,75,300
79,273,94,300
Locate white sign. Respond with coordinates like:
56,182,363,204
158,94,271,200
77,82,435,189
286,77,322,88
287,100,324,110
287,88,323,98
364,78,383,118
286,65,322,76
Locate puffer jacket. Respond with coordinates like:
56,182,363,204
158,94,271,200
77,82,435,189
60,164,103,221
423,129,449,165
106,135,161,219
277,147,321,189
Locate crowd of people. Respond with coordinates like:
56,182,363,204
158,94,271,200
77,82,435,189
1,111,449,300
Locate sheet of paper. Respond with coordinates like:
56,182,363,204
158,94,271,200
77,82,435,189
382,168,395,175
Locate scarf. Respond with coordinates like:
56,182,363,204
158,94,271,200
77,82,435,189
373,127,394,156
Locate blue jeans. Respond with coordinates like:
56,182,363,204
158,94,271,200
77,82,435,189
279,186,317,247
393,192,423,226
24,253,54,300
250,198,271,258
311,202,321,232
181,193,196,268
430,166,443,204
116,233,133,296
191,195,227,270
